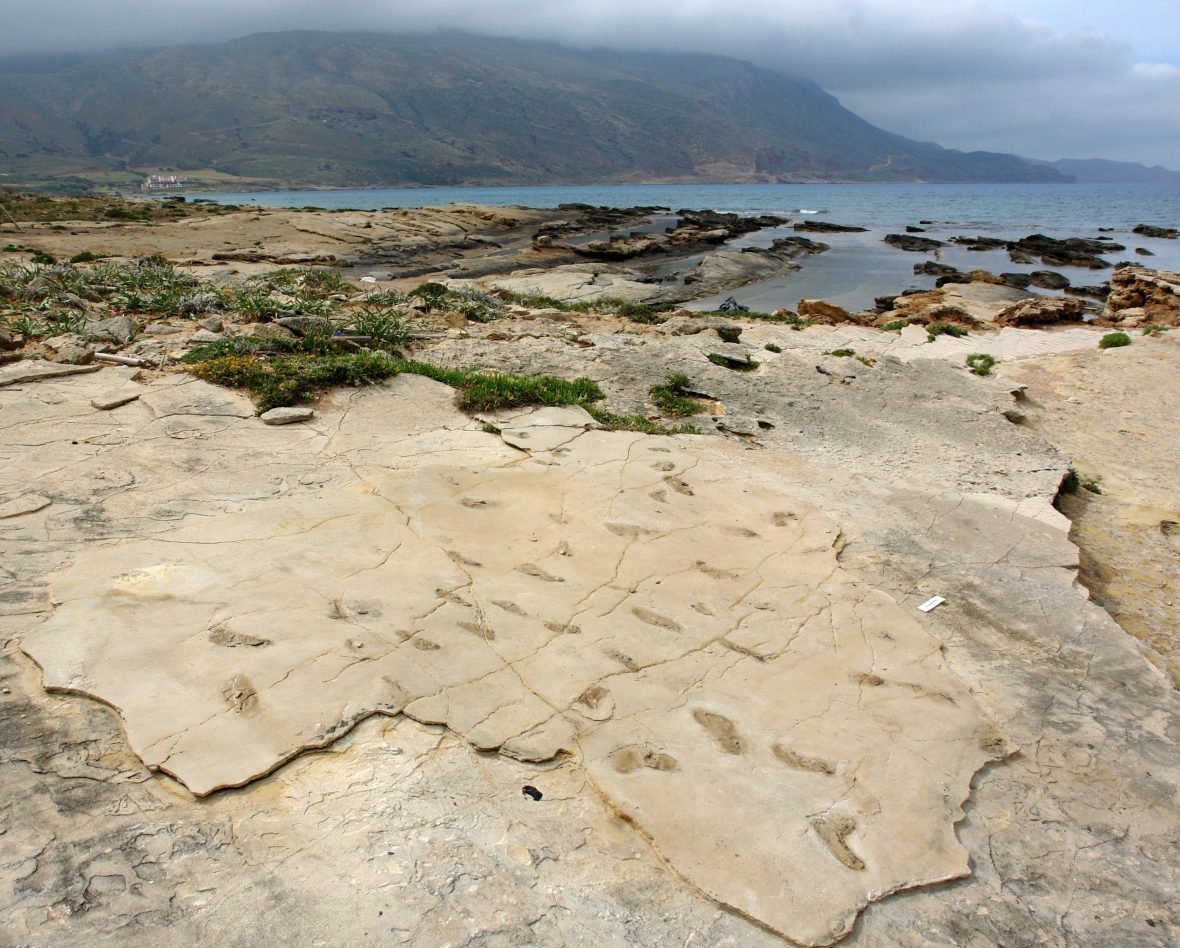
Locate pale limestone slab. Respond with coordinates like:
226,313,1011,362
21,398,1004,945
91,387,142,410
0,361,102,386
0,494,51,519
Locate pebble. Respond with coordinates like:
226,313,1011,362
260,407,315,425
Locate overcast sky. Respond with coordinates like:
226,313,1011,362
2,0,1178,168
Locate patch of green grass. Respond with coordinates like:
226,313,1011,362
856,355,876,367
5,313,48,338
255,267,352,297
764,342,782,353
68,251,100,264
449,288,502,323
1142,326,1170,336
696,308,810,328
348,306,413,348
493,289,668,323
1098,331,1131,349
29,251,56,265
230,288,296,321
398,363,603,413
188,351,400,412
707,353,760,371
966,352,997,376
495,290,573,310
44,310,89,334
94,257,198,294
407,282,502,322
616,301,666,324
588,408,697,435
880,320,906,331
103,205,150,221
408,281,450,308
825,347,856,357
184,337,605,414
182,337,692,435
927,322,968,341
360,289,408,308
650,372,707,417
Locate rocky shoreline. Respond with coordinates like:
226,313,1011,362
1,195,1178,947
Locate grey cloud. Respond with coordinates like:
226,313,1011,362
2,0,1177,167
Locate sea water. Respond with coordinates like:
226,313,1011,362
188,183,1180,311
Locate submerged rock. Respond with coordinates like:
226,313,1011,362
1132,224,1178,239
793,220,867,233
884,233,945,252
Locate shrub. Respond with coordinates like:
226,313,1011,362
764,343,782,353
966,353,997,376
927,322,968,341
880,320,906,331
826,348,856,357
1060,468,1104,496
408,282,449,308
1142,326,1170,336
1098,331,1131,349
616,301,667,324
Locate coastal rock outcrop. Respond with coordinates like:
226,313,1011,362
1105,265,1180,324
993,295,1086,326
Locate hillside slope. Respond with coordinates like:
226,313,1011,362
0,31,1067,189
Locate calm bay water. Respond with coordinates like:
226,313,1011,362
189,183,1180,310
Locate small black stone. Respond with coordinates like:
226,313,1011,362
522,785,543,801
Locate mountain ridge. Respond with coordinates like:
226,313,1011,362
0,31,1073,190
1040,158,1180,185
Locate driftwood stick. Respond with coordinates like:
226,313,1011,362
0,202,23,231
95,352,152,367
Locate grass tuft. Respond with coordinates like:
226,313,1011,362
650,373,708,417
927,322,968,341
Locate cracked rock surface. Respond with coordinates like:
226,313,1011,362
2,337,1178,946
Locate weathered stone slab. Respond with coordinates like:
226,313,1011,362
22,398,1003,944
0,361,102,386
